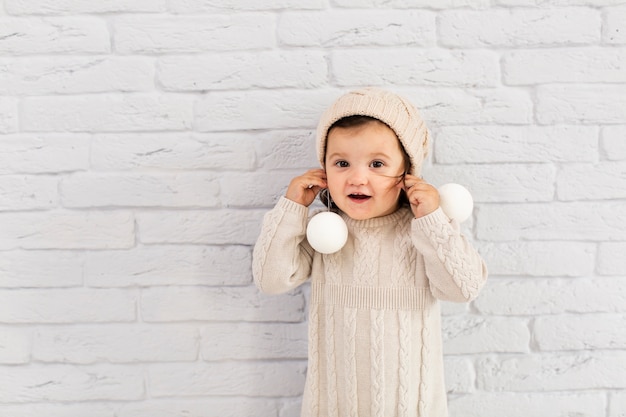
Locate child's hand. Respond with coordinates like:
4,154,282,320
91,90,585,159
404,175,440,219
285,169,327,207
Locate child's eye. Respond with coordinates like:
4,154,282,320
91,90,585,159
334,160,349,168
370,160,384,168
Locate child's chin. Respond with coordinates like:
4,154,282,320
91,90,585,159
342,207,376,220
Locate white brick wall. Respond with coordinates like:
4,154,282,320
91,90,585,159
0,0,624,416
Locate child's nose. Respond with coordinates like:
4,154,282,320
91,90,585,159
348,167,368,185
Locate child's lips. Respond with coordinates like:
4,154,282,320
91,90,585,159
348,194,371,202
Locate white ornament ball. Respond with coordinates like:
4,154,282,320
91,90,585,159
438,183,474,223
306,211,348,254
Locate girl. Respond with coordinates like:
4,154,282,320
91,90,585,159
253,87,488,417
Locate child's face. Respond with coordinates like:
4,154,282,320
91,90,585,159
325,120,406,220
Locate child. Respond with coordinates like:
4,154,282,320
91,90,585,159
253,87,488,417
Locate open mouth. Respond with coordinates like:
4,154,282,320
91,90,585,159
348,194,371,201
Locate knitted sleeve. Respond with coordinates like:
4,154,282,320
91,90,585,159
411,207,488,302
252,196,314,295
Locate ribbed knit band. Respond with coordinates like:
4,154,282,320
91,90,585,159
316,87,430,176
312,282,433,311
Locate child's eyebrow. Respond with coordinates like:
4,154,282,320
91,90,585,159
370,152,393,160
327,151,394,160
326,151,345,160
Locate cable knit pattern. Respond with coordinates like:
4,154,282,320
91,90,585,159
418,308,430,416
353,228,380,286
344,308,358,417
251,207,285,292
252,202,488,417
308,303,320,417
370,309,385,417
431,225,476,298
392,220,417,287
413,208,486,301
325,303,339,415
397,310,411,417
323,251,342,285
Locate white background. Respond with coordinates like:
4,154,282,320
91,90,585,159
1,0,625,416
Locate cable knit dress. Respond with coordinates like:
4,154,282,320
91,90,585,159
253,197,488,417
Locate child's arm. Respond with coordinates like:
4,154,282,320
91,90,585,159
403,175,487,302
252,197,313,294
252,169,327,295
411,208,488,302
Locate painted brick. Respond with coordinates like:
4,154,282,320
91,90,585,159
60,173,220,208
91,132,257,172
477,241,595,277
610,391,626,417
0,97,18,133
440,300,469,316
118,399,278,417
278,10,436,47
0,17,110,54
33,324,199,363
477,352,626,391
157,51,327,91
0,211,135,250
0,134,89,174
435,125,598,164
113,14,275,54
22,94,193,132
443,316,530,354
427,163,556,203
195,89,339,132
0,327,31,364
220,171,304,207
537,84,626,124
331,49,499,87
497,0,624,4
477,202,626,241
604,6,626,44
254,130,319,170
601,126,626,161
334,0,490,7
2,0,626,412
0,56,154,94
0,175,58,211
148,361,306,397
557,162,626,200
136,209,264,245
439,8,600,47
280,400,303,417
474,278,626,316
200,322,308,360
0,364,144,402
85,245,251,287
169,0,325,12
399,87,533,125
0,250,83,288
449,392,606,417
5,0,166,14
0,404,117,417
534,314,626,351
443,357,474,394
503,47,626,85
0,288,137,323
598,242,626,276
140,286,305,323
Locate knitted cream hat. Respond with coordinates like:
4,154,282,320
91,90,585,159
316,87,430,176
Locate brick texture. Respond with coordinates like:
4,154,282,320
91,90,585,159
1,1,624,416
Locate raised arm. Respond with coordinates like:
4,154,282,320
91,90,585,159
411,208,488,302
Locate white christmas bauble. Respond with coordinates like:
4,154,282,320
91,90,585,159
438,183,474,223
306,211,348,254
